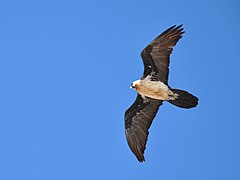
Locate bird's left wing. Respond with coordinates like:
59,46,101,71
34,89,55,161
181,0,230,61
141,25,184,84
124,94,163,162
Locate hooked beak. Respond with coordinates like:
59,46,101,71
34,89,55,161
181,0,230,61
130,83,135,89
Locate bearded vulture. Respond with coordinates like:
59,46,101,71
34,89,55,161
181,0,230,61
124,25,198,162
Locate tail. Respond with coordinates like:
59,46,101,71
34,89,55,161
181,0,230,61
168,89,198,109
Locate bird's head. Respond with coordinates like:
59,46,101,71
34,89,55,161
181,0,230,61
130,80,141,89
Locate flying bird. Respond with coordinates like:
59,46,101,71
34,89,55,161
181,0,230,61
124,25,198,162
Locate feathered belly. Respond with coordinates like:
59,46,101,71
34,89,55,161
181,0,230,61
136,80,170,100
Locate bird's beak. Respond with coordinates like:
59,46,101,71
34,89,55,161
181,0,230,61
130,85,133,89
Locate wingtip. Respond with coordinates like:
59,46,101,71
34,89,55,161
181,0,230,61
137,156,145,162
164,24,184,35
134,147,146,162
174,24,184,31
169,24,177,29
173,24,185,35
170,24,183,29
176,24,183,28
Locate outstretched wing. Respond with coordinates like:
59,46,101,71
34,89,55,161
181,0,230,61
124,94,163,162
141,25,184,84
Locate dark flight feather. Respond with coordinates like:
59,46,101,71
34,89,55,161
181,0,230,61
141,25,184,84
124,25,190,162
124,94,162,162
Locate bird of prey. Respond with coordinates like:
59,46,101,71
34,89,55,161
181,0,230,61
124,25,198,162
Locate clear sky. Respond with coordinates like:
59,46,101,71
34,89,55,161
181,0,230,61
0,0,240,179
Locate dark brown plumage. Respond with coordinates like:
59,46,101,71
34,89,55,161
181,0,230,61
125,95,162,162
141,25,184,84
124,25,198,162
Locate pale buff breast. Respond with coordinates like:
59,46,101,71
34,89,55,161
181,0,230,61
135,79,170,100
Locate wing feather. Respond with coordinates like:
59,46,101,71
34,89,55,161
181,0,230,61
124,94,163,162
141,25,185,84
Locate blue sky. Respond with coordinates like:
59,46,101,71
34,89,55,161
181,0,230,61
0,0,240,179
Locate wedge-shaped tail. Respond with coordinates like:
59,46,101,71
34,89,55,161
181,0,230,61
168,89,198,108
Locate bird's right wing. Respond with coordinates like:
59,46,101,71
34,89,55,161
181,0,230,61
141,25,184,84
124,94,163,162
